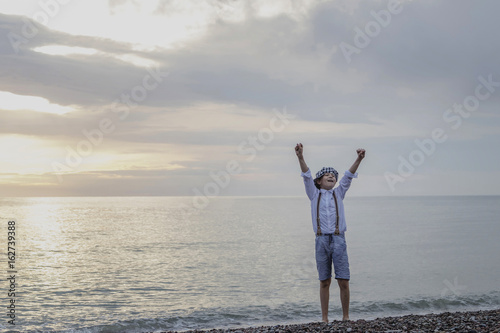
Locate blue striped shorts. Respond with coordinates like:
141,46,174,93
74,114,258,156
315,233,350,281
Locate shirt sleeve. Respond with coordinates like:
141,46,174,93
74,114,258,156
301,168,317,200
336,170,358,200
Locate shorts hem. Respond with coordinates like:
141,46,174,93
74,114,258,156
334,276,350,281
318,275,332,281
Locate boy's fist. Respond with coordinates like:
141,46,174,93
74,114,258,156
295,143,303,158
356,148,366,159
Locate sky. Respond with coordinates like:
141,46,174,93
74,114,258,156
0,0,499,197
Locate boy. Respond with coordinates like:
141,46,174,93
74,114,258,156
294,143,365,322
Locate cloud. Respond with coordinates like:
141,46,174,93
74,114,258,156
0,1,499,196
0,13,165,106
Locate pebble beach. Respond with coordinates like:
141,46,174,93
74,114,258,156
161,309,499,333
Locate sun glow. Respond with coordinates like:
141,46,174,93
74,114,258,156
0,135,58,176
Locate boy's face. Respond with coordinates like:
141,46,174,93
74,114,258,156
316,172,337,190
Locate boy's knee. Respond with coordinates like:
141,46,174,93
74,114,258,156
320,278,332,288
337,279,349,290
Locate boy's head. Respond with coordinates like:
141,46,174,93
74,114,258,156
314,167,339,190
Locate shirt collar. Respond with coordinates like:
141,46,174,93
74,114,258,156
320,188,334,194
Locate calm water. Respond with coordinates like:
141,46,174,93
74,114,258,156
0,196,499,332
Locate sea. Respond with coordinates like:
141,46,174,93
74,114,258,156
0,195,499,332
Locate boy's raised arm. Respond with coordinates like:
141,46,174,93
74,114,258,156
295,143,309,173
348,148,366,174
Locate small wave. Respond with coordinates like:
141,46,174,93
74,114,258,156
27,291,500,333
352,291,500,319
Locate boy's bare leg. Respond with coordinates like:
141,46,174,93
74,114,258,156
337,278,350,320
320,278,331,322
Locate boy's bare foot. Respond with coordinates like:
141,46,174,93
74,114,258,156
322,317,329,323
342,317,350,321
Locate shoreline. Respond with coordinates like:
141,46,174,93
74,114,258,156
161,309,499,333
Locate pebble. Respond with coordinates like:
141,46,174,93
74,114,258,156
159,309,500,333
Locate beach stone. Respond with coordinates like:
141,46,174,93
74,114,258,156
163,309,500,333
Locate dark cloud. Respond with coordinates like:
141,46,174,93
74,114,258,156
2,1,500,119
0,13,167,107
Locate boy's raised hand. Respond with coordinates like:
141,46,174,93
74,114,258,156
295,143,304,158
356,148,366,160
349,148,366,174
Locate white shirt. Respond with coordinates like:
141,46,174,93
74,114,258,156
301,168,358,234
